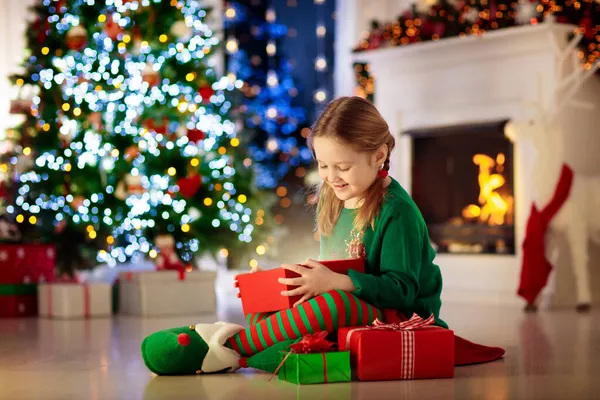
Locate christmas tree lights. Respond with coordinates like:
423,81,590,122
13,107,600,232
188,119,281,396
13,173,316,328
5,0,272,274
224,1,312,190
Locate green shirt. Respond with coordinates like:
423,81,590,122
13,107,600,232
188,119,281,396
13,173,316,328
319,178,447,328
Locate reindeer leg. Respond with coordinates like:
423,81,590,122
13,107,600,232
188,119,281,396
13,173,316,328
566,223,592,312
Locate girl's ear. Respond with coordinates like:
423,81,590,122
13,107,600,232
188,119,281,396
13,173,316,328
372,144,388,166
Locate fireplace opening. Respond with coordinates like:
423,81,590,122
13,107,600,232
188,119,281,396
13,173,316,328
407,120,515,255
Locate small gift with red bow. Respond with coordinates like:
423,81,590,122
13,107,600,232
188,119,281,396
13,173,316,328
338,313,455,381
272,331,351,385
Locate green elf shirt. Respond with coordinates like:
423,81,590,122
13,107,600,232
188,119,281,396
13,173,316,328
319,178,447,328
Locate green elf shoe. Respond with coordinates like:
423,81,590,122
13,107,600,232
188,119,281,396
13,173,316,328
141,321,297,375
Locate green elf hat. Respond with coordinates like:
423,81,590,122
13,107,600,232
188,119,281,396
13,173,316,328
141,322,245,375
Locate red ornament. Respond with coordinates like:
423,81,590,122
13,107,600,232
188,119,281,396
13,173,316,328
377,169,389,179
580,12,595,40
178,333,191,347
144,117,169,135
66,25,88,51
55,0,67,12
177,174,202,198
186,128,206,143
142,64,161,87
104,15,123,41
198,85,214,103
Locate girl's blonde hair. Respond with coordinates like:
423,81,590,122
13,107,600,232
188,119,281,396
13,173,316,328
308,96,395,236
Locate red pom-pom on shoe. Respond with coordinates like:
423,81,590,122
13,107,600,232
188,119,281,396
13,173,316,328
178,333,191,346
377,169,389,179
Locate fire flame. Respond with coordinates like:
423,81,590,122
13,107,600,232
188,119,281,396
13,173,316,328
462,153,513,226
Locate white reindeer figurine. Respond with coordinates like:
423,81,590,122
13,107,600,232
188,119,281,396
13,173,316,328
505,31,600,312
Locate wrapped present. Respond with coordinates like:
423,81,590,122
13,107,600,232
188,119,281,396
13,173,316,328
0,244,55,284
273,331,351,385
338,314,454,381
118,269,216,317
0,284,38,317
38,282,112,319
235,258,365,314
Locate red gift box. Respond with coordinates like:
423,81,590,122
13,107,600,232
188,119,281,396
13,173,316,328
338,314,454,381
234,258,365,315
0,244,55,284
0,284,38,317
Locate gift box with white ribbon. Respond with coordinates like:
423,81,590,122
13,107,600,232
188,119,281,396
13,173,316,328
118,270,217,317
38,283,112,319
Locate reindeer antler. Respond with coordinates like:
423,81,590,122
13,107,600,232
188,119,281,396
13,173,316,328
547,29,599,124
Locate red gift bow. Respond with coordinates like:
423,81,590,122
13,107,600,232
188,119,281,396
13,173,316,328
289,331,336,354
268,331,336,383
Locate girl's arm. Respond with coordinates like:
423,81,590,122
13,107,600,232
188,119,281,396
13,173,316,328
347,208,425,310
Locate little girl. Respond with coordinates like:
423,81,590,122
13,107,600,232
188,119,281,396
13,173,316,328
140,97,504,376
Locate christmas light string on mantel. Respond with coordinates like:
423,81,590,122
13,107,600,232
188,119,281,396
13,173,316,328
354,0,599,69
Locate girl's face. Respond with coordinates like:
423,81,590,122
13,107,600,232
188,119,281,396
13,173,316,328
312,136,386,208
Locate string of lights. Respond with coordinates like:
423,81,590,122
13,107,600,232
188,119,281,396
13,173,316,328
223,1,311,191
314,0,328,108
5,0,267,273
354,0,599,68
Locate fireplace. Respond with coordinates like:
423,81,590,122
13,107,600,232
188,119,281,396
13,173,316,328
343,22,600,305
407,121,515,255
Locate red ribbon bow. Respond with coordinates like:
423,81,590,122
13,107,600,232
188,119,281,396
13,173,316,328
268,331,336,383
289,331,336,354
370,313,436,331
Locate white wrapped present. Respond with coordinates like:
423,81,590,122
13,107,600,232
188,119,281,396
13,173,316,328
38,282,112,319
118,270,217,317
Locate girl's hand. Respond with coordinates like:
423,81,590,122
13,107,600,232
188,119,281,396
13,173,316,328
249,265,263,273
233,265,263,288
278,259,353,307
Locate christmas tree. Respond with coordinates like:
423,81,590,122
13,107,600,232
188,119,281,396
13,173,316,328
223,1,312,190
6,0,273,274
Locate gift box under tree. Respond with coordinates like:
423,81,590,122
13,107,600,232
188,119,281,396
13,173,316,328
0,284,38,317
0,244,55,284
38,281,112,319
118,269,216,317
338,314,455,381
273,331,352,385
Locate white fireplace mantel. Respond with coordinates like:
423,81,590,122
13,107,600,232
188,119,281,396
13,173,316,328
346,22,597,306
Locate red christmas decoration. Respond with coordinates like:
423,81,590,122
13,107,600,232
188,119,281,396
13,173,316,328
155,234,185,271
66,25,88,51
198,85,214,103
289,331,336,354
177,174,202,198
186,128,206,143
143,117,169,135
142,64,161,87
104,15,123,41
517,164,574,306
177,333,191,346
55,0,67,12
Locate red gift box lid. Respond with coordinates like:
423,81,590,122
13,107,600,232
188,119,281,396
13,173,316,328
235,258,365,315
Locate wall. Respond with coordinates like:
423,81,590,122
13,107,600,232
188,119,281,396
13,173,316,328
0,0,37,139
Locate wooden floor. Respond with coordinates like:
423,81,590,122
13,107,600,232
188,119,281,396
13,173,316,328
1,300,599,400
